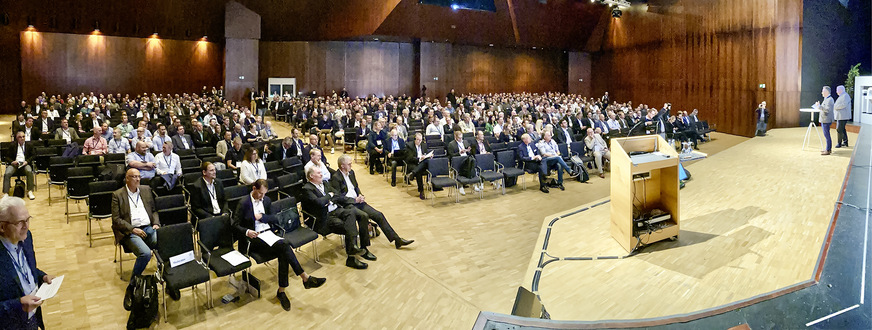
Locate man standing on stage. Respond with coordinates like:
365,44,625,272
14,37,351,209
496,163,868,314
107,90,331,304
755,102,769,137
814,86,835,155
834,85,852,148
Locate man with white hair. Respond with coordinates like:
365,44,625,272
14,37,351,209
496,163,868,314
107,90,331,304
834,85,852,148
260,121,278,140
0,196,56,329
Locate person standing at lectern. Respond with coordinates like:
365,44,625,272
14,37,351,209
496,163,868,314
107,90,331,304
834,85,852,148
815,86,835,155
755,102,769,137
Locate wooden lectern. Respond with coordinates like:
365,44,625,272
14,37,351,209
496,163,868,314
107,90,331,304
609,135,680,252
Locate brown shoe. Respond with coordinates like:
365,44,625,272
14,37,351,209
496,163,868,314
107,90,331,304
599,173,605,178
821,151,831,155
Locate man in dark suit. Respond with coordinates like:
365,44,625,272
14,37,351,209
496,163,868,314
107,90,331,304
517,133,550,193
0,196,56,330
366,121,386,174
231,179,325,310
383,128,406,186
171,125,195,151
111,169,161,300
19,118,39,143
4,132,36,200
404,133,433,200
287,128,306,159
471,130,492,155
554,120,574,145
266,137,295,162
83,112,103,133
446,130,471,160
300,167,370,269
189,162,226,221
34,110,54,137
301,134,329,166
190,121,214,148
331,155,414,249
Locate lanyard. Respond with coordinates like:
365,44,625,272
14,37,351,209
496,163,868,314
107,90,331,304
139,153,148,162
128,192,140,208
254,163,261,177
7,246,33,286
206,181,216,200
163,155,172,170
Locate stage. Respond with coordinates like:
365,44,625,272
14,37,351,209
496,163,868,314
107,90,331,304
521,127,856,322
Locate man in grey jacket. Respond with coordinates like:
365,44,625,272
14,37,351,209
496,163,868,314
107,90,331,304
815,86,835,155
834,85,852,148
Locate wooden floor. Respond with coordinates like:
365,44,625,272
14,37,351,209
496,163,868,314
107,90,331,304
522,127,856,321
0,114,754,329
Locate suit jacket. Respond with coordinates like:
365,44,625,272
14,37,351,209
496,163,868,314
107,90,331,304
82,118,103,133
471,139,492,155
516,142,541,171
404,142,429,165
288,138,306,159
111,185,159,244
819,96,835,124
53,127,79,141
0,231,47,330
300,181,354,235
216,139,232,160
171,134,194,151
834,93,852,121
447,139,470,159
267,145,295,162
6,142,35,166
755,108,770,124
231,194,276,237
554,127,574,145
329,170,363,198
190,178,226,219
301,145,329,165
383,137,406,158
191,130,214,148
34,118,54,135
366,130,386,151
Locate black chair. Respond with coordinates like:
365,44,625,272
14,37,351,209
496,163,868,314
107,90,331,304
154,223,212,321
182,172,203,200
73,138,87,146
343,129,357,154
103,153,126,165
155,194,189,226
475,153,505,196
264,161,283,178
450,156,481,201
87,181,119,247
270,197,319,260
557,143,573,163
196,215,251,280
281,157,304,177
201,156,223,167
569,141,594,169
275,174,294,199
216,169,238,188
224,185,250,214
75,154,102,170
496,150,526,190
195,147,216,159
177,149,196,160
48,156,74,205
33,146,57,175
425,157,456,205
265,178,281,201
181,158,201,174
491,142,507,153
65,166,94,223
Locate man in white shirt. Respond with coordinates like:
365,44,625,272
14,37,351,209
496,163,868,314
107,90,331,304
111,169,159,294
108,129,131,154
584,128,611,178
151,124,171,152
53,118,78,144
3,132,36,199
535,131,576,191
154,141,182,191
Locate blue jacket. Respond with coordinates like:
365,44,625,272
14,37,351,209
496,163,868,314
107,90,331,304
230,195,277,240
1,231,47,330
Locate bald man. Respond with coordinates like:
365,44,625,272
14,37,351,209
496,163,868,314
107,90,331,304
111,169,161,300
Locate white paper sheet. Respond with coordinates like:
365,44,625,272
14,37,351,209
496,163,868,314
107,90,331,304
34,275,64,301
257,230,283,247
220,250,249,267
169,251,195,268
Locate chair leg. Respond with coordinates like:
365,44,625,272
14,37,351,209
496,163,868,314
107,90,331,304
162,282,168,323
501,178,506,195
312,241,319,263
65,197,69,224
48,184,51,205
87,214,92,248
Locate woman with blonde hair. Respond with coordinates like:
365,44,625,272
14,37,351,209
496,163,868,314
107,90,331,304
239,146,267,185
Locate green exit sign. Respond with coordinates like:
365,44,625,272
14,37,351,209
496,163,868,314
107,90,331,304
758,84,766,89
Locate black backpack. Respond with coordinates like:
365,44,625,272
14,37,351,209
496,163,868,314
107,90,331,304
11,179,25,198
126,274,159,329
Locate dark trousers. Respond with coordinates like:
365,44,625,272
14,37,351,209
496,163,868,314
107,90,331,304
822,122,832,151
354,202,398,242
388,156,401,184
409,159,429,192
837,120,849,146
250,237,304,288
368,150,384,173
327,206,370,253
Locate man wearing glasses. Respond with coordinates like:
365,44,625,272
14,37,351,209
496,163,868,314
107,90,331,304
0,196,56,329
111,169,161,302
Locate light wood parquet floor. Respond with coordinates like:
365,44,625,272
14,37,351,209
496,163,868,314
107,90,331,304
522,127,856,321
0,114,749,329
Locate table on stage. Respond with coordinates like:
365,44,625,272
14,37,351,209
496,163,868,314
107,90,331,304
800,108,823,151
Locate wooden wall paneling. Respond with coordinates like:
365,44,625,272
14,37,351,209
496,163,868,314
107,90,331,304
774,0,802,128
306,42,327,96
324,41,347,96
398,42,416,98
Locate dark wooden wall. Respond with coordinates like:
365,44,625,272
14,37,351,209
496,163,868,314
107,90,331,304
259,41,416,98
419,42,568,100
20,32,223,102
590,0,802,137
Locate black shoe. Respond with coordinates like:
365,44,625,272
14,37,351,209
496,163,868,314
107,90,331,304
391,181,396,187
303,276,326,289
361,250,377,261
558,183,565,191
844,142,849,147
540,186,550,193
395,238,415,249
419,192,426,200
123,284,134,311
168,287,181,301
370,169,375,175
346,257,368,269
836,144,843,148
347,246,365,256
276,290,291,311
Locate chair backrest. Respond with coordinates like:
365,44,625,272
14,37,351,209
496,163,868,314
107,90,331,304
216,169,238,187
88,181,118,217
183,172,203,188
66,167,94,197
103,153,126,164
156,223,195,264
475,153,496,171
195,147,216,158
491,142,507,152
265,161,282,173
46,139,66,147
507,141,521,152
269,197,302,233
75,155,101,166
496,150,517,169
281,156,302,169
198,215,234,251
558,143,570,157
276,174,293,189
156,195,188,226
569,141,585,156
449,156,468,171
428,157,449,176
177,149,196,159
66,166,94,178
181,158,201,168
155,194,186,209
224,184,251,211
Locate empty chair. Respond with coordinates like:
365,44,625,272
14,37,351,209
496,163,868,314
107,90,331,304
450,156,482,201
557,143,572,162
181,158,201,174
224,184,250,214
195,147,216,159
87,180,119,247
475,153,505,196
197,215,251,279
154,223,212,321
103,153,126,165
265,161,283,178
265,178,281,201
33,146,58,176
569,141,594,168
275,174,294,199
48,156,75,205
177,148,196,160
75,154,102,169
343,129,357,153
201,156,223,166
496,150,526,190
281,157,304,177
155,194,188,226
425,158,456,205
65,166,94,223
270,197,319,260
491,142,507,153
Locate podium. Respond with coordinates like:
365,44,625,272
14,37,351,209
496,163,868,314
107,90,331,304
609,135,681,252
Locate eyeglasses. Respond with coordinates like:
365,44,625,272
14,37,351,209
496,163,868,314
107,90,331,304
4,216,31,227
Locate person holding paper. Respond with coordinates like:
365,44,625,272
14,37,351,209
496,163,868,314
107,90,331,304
111,169,162,302
0,196,56,329
404,133,433,200
231,179,326,311
814,86,835,155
